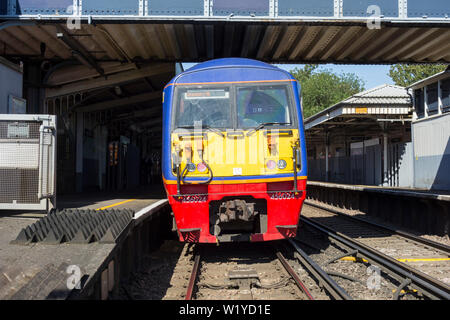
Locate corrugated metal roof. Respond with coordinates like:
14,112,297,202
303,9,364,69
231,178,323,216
0,22,449,64
304,84,412,130
344,84,411,105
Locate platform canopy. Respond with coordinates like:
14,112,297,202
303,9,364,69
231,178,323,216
0,0,450,64
305,84,413,142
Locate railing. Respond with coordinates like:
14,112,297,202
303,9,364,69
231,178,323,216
0,0,449,21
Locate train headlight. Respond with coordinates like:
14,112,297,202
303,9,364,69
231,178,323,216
277,159,287,169
187,163,196,172
197,162,207,173
266,160,276,170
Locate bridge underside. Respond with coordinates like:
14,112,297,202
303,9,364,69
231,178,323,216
0,22,449,65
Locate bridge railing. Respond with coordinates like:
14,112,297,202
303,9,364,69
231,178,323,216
0,0,449,21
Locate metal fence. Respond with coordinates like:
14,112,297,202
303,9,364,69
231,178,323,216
308,157,352,184
308,142,413,187
0,114,56,211
387,142,413,188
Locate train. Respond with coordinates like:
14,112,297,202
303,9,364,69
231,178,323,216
162,58,307,243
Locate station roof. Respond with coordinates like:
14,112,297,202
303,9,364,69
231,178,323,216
305,84,412,131
0,1,446,141
304,85,413,144
408,67,450,89
0,22,449,65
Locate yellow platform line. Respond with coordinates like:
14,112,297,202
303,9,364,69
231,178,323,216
340,256,450,263
397,258,450,263
96,199,136,211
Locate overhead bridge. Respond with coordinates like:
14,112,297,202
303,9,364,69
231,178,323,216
0,1,449,195
0,0,449,64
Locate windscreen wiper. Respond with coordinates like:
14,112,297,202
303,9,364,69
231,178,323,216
246,122,291,136
176,125,225,137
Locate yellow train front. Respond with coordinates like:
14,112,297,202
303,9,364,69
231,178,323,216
162,58,307,243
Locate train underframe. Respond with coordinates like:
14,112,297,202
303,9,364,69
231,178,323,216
165,179,307,243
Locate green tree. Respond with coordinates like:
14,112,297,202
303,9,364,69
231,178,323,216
290,65,365,119
388,64,447,87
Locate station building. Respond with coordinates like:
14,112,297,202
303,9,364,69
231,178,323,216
306,71,450,192
409,68,450,191
0,57,23,114
305,84,413,188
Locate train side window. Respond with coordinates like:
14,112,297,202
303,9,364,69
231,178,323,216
441,78,450,113
414,88,424,118
426,83,438,115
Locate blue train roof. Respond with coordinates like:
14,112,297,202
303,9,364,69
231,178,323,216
185,58,279,72
167,58,296,87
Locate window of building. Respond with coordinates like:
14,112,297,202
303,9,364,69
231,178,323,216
414,88,424,118
426,83,438,115
441,78,450,113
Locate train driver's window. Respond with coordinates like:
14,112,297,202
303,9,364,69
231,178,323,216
175,87,232,128
237,85,291,128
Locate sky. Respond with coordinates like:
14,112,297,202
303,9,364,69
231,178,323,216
182,63,394,90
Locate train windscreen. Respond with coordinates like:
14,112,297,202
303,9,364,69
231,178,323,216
172,83,295,130
236,84,293,128
173,86,232,129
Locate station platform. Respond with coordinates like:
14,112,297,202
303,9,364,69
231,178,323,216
307,181,450,202
0,187,169,300
306,181,450,237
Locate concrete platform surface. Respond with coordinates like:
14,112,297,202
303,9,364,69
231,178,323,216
0,189,166,300
308,181,450,202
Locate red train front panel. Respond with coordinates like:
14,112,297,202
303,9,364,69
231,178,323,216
165,179,307,243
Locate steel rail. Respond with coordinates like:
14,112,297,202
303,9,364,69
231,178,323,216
287,239,353,300
304,200,450,255
301,217,450,300
275,250,314,300
185,253,201,300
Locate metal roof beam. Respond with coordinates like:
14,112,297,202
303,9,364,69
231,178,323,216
272,26,303,60
368,28,418,61
46,63,172,98
403,30,450,60
384,28,441,60
47,62,138,86
75,91,162,113
55,26,105,77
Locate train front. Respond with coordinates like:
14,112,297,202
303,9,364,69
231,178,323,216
162,59,307,243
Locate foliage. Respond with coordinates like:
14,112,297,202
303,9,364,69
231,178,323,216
290,65,365,119
388,64,447,87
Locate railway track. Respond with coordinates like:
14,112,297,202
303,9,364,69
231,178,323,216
184,242,320,300
119,202,450,301
299,202,450,300
302,202,450,287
